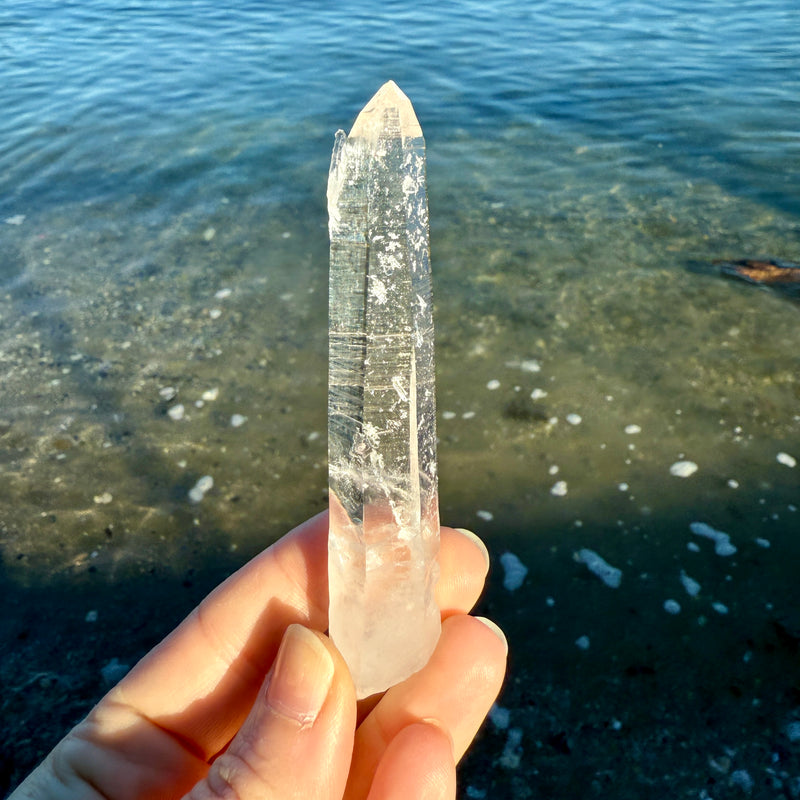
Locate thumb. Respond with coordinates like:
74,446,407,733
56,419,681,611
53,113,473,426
185,624,356,800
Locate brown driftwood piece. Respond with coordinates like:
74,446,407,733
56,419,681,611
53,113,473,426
715,258,800,285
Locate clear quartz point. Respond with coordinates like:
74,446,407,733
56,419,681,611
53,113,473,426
327,81,440,698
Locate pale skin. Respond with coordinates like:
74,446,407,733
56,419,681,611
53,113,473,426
11,511,507,799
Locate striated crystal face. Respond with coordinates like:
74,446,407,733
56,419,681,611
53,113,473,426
327,81,440,698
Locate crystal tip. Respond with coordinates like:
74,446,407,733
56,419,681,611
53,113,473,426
349,81,422,141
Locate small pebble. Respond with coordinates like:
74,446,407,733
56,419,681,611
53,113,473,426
4,214,26,225
786,721,800,743
550,480,568,497
230,414,247,427
85,610,98,623
159,386,177,400
188,475,214,503
215,288,232,299
712,602,729,615
624,424,641,435
101,658,130,685
486,379,501,390
709,755,731,775
755,537,770,548
208,308,222,320
777,451,797,468
530,388,547,399
566,413,582,425
462,411,476,420
576,549,622,588
520,359,541,372
690,521,737,556
670,460,698,478
575,635,591,650
168,403,185,421
618,482,629,491
680,571,701,597
499,551,528,591
664,599,681,615
441,410,456,420
727,479,739,489
203,226,216,241
476,509,494,522
93,492,113,505
489,704,511,730
202,387,219,402
548,465,559,475
498,727,523,770
729,769,753,794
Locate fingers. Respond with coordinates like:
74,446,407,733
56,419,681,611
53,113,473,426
9,697,210,800
13,625,357,800
366,722,456,800
186,625,356,800
436,527,490,617
11,519,495,800
346,614,507,800
113,512,331,759
111,515,490,760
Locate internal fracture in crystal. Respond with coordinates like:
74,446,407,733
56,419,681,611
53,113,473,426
327,82,440,698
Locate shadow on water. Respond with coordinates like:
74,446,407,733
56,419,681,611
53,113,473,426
454,489,800,800
4,463,800,797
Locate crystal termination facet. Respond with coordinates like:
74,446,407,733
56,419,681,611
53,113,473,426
327,81,440,698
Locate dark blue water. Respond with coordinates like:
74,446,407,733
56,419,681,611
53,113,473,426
2,0,798,221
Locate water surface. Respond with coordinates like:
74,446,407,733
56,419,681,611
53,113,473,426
2,2,800,797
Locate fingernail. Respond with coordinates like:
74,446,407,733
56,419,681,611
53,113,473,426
455,528,490,570
266,624,334,727
475,616,508,654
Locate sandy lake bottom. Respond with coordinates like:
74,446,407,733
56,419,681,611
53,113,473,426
3,150,800,797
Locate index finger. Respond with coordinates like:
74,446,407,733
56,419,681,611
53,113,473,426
109,512,489,759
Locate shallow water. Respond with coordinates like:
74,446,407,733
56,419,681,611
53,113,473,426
2,1,800,796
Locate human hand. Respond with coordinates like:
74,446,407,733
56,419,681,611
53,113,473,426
11,511,507,799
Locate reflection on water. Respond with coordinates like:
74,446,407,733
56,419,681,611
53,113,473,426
2,0,800,795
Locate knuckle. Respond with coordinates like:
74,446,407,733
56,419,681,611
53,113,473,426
203,742,273,800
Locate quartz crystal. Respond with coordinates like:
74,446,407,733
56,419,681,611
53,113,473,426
327,81,440,698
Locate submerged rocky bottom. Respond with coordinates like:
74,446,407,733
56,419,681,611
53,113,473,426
2,169,800,796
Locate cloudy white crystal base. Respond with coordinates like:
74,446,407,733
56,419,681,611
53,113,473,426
328,491,440,699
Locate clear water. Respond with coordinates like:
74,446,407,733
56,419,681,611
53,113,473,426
2,1,800,795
